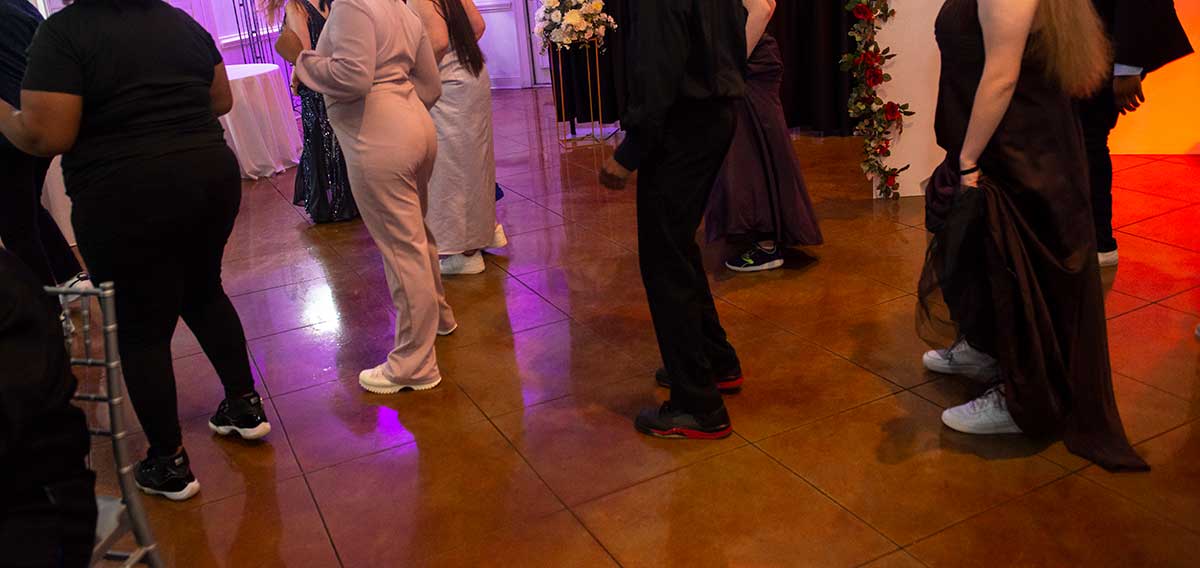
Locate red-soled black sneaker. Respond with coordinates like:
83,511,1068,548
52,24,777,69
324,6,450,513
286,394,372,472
654,368,744,393
634,402,733,440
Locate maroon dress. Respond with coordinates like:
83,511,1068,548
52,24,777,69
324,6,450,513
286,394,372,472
705,34,822,247
919,0,1146,471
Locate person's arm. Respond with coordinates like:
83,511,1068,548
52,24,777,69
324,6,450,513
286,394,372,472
957,0,1038,187
0,91,81,156
281,1,314,55
411,25,443,108
461,0,486,40
413,0,451,63
1,18,83,156
283,6,311,95
743,0,774,59
210,63,234,116
290,0,378,101
605,0,691,182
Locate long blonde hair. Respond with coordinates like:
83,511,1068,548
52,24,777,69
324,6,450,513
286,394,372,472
261,0,288,26
1031,0,1112,97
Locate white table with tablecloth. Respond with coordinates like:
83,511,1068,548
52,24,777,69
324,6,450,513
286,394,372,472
219,63,302,179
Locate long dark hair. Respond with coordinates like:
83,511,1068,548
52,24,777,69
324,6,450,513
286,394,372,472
436,0,485,77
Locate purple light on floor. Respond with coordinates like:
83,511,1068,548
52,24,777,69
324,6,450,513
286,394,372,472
375,406,416,447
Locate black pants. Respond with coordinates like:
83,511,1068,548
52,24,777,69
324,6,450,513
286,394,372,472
72,146,257,455
0,147,83,286
1078,85,1121,253
638,99,741,414
1,471,98,568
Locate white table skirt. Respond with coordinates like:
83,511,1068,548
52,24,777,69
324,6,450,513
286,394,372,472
41,157,73,246
220,63,302,180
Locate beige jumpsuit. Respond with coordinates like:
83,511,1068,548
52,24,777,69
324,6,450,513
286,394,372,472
295,0,455,385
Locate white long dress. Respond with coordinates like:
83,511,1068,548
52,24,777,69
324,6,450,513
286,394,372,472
425,50,497,255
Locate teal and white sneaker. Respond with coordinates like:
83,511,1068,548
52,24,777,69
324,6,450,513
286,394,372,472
725,244,784,273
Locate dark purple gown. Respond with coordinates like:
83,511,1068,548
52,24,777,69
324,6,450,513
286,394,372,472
705,34,822,247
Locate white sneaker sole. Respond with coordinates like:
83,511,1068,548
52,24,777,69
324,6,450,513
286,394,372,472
725,259,784,273
437,323,459,337
922,351,999,379
440,258,487,275
137,479,201,502
359,375,443,394
209,421,273,441
941,410,1023,435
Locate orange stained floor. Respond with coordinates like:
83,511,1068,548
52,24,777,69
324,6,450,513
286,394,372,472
85,88,1200,567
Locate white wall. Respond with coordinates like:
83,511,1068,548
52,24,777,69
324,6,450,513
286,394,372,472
478,0,533,89
874,2,944,198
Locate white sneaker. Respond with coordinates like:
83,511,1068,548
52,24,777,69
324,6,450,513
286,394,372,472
358,365,442,394
59,272,93,304
439,253,486,275
437,323,459,337
942,386,1023,435
490,224,509,249
922,341,999,379
1098,249,1119,268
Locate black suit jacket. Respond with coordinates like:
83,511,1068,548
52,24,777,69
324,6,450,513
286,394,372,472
1094,0,1194,73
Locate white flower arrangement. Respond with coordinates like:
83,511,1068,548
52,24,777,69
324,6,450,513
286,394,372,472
534,0,617,52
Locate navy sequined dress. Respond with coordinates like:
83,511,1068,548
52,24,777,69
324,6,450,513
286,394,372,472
292,0,357,223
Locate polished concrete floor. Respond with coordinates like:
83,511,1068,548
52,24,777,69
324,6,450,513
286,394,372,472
87,88,1200,566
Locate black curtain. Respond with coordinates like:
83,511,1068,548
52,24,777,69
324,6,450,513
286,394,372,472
770,1,852,134
548,0,629,125
550,0,849,134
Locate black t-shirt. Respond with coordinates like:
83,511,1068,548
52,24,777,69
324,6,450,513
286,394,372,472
21,0,227,195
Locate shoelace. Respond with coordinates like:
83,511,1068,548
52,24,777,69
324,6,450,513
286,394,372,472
969,386,1006,413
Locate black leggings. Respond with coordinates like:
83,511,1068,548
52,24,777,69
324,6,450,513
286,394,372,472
72,147,256,455
0,147,83,286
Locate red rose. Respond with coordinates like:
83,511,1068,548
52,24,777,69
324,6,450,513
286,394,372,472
865,68,885,87
886,175,898,188
852,4,874,21
884,102,901,121
863,51,883,67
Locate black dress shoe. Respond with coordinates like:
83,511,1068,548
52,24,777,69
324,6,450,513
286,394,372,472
634,402,733,440
654,368,744,393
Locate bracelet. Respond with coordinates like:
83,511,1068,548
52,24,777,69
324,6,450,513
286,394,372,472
959,165,981,176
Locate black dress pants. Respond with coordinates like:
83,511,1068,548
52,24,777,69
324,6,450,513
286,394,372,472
1,471,98,568
637,99,741,414
71,146,257,455
1078,85,1121,253
0,146,83,286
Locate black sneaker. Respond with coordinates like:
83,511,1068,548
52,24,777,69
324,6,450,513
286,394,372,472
634,402,733,440
654,368,745,393
209,393,272,440
725,244,784,273
135,449,201,501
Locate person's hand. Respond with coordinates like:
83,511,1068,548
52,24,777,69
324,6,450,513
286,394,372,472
599,157,631,190
1113,75,1145,115
276,27,304,64
959,161,982,189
